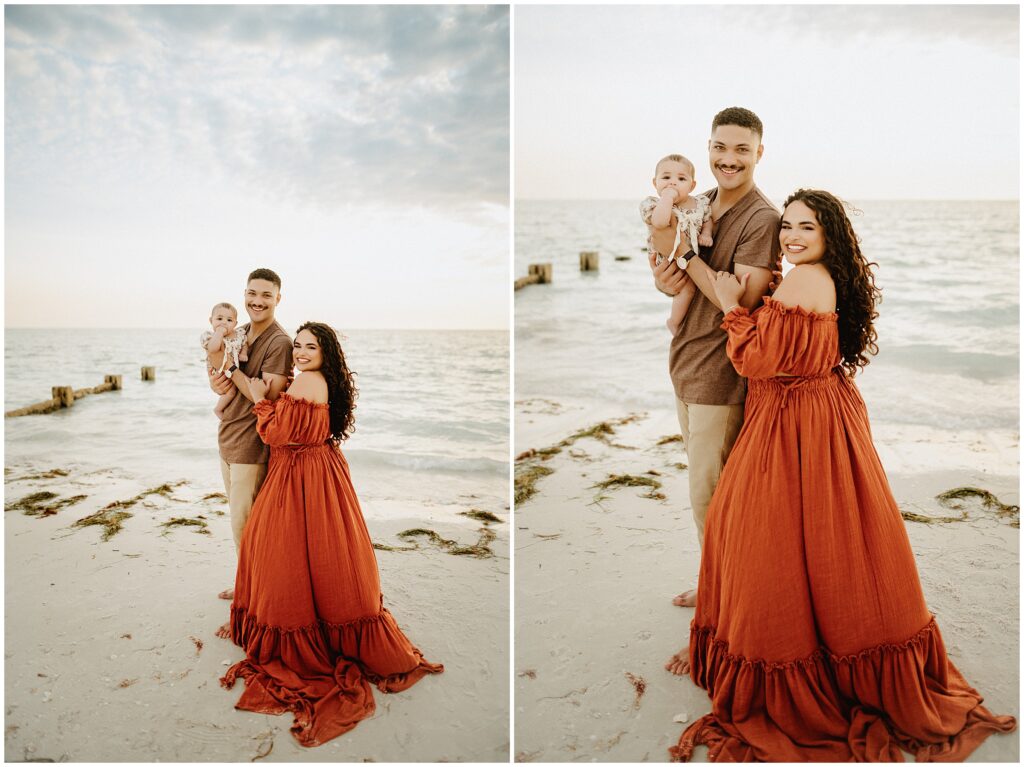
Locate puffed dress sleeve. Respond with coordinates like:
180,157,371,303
721,298,839,379
639,195,659,224
254,398,287,446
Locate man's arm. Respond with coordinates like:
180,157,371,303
683,257,772,311
228,370,288,404
684,207,779,310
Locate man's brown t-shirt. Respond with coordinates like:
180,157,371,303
218,320,293,464
669,186,781,405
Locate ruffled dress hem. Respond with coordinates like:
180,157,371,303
221,603,443,747
670,617,1015,763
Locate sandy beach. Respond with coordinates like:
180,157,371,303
513,397,1019,762
4,462,509,763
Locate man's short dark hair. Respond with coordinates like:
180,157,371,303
247,268,282,290
712,107,764,140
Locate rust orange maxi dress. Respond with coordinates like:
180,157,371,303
672,297,1016,762
220,393,443,746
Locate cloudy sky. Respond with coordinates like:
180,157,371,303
5,5,509,329
516,4,1019,201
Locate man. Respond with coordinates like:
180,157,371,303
208,268,293,614
649,107,780,619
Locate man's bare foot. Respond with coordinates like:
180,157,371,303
218,588,234,600
665,649,691,676
215,622,231,639
672,589,697,607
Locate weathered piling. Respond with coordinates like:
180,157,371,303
6,374,124,418
141,366,156,381
515,263,553,291
52,386,75,408
579,251,599,271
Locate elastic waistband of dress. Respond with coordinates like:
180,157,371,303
272,442,332,454
748,372,843,394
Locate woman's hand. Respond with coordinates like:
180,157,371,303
713,271,749,313
248,375,269,402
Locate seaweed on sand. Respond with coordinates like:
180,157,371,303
459,509,503,524
514,414,646,506
395,526,496,558
900,486,1020,528
656,434,685,446
72,508,133,541
160,516,212,536
515,464,554,505
592,473,666,501
937,486,1019,527
18,468,70,480
201,493,228,503
5,491,87,517
899,509,967,525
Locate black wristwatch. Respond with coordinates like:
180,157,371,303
227,364,238,374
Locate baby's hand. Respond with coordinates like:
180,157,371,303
660,188,679,202
698,233,713,248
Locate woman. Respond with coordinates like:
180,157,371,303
220,321,442,746
666,190,1016,761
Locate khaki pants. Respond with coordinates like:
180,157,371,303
676,400,745,547
219,460,268,551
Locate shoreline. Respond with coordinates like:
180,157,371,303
513,401,1019,762
4,464,509,762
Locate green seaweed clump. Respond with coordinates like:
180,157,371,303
900,509,967,525
396,526,496,558
515,464,554,505
936,486,1019,527
72,508,133,541
160,516,212,536
5,491,87,518
656,434,684,446
19,468,71,480
592,473,665,501
459,509,503,524
6,491,58,512
202,492,228,503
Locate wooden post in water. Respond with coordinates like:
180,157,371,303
51,386,75,408
514,263,553,291
6,374,125,418
579,251,599,271
141,367,156,381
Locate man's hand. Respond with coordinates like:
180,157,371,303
208,368,232,395
649,251,688,297
767,265,784,295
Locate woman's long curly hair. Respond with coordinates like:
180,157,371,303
783,189,881,377
296,321,358,443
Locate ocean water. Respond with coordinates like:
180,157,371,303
4,328,509,520
515,200,1019,460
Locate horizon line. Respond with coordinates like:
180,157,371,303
516,196,1021,203
3,326,510,333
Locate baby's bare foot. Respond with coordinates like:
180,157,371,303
667,318,681,335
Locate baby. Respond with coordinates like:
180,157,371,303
201,302,249,420
640,154,713,334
